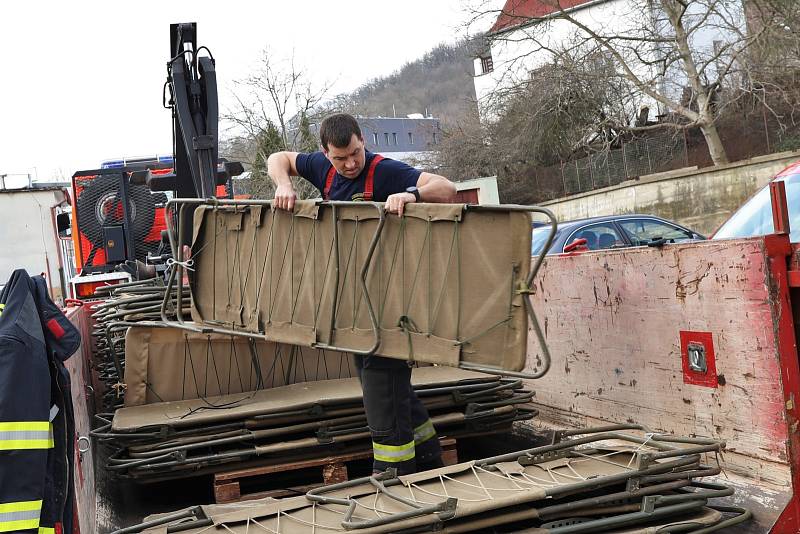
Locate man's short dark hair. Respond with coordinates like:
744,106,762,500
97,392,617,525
319,113,362,151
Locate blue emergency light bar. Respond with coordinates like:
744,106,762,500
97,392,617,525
101,155,174,169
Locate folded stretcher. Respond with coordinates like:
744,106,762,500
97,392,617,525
113,427,750,533
95,366,535,480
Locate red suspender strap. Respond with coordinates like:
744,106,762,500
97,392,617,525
323,165,336,200
364,155,384,201
324,155,383,201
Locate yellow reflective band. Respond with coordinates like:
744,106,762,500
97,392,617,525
0,439,54,450
0,422,51,432
413,419,437,445
374,450,416,463
0,501,42,514
0,303,5,317
38,527,55,534
372,440,416,463
0,422,54,450
0,519,40,532
0,500,42,533
372,440,416,453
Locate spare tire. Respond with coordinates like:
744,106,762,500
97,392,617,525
76,173,156,263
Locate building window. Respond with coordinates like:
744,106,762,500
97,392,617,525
408,132,414,145
392,132,398,145
432,132,437,144
480,55,493,74
384,132,390,145
373,132,378,145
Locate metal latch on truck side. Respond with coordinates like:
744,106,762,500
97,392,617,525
687,342,707,373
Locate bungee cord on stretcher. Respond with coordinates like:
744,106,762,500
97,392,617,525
159,198,557,379
114,426,751,534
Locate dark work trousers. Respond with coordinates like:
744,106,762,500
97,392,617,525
354,354,442,475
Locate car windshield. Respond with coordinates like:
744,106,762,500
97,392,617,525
714,173,800,241
531,226,554,255
618,219,692,245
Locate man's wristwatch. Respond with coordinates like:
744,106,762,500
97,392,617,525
406,186,421,202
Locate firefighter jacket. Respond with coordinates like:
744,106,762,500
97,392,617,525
0,270,81,534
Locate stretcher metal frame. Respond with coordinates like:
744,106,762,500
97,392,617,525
111,426,749,534
158,198,557,379
93,382,534,477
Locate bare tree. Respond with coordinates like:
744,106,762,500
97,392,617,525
437,57,625,188
466,0,800,166
437,101,497,180
222,48,331,199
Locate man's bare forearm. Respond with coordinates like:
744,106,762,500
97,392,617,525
418,173,457,203
267,152,296,188
268,151,299,211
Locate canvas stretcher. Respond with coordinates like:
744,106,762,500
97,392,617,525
112,427,748,534
160,199,556,377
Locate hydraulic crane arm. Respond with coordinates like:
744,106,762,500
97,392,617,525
165,23,221,198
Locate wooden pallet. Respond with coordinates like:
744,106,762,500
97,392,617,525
214,437,458,504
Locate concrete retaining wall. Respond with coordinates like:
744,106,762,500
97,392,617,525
538,150,800,235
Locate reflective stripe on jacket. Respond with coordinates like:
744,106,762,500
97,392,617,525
0,270,80,534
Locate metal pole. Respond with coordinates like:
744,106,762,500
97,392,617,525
49,206,67,303
622,141,629,179
763,104,771,153
118,172,137,262
683,129,689,167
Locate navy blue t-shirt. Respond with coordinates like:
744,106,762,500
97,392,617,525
295,151,421,202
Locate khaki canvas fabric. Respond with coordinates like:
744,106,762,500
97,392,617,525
188,202,532,371
122,325,356,407
141,499,723,534
140,452,663,533
112,366,498,431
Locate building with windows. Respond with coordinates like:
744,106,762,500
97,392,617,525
473,0,742,123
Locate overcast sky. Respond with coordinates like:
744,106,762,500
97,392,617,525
0,1,485,185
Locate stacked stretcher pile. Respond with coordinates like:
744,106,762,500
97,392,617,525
90,279,190,410
115,426,750,533
92,367,534,480
91,200,552,482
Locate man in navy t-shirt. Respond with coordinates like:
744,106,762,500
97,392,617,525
267,113,456,474
267,113,455,213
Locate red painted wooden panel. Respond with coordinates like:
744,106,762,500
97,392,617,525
454,188,479,204
524,237,798,530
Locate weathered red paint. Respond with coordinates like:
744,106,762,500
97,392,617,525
64,306,97,533
762,234,800,533
680,331,718,388
526,237,797,529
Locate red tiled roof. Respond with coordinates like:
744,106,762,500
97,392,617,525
489,0,596,34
